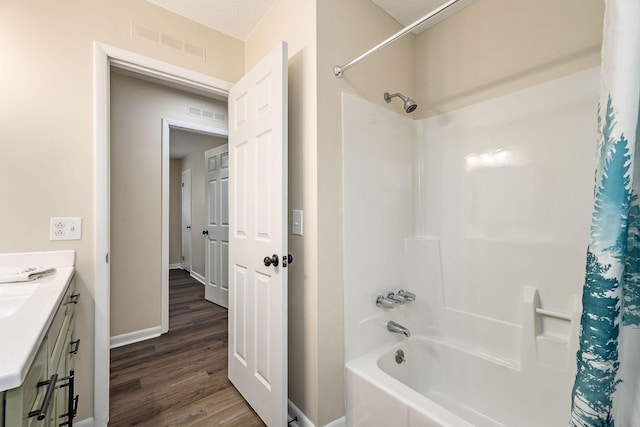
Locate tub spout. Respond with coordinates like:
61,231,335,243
387,320,410,337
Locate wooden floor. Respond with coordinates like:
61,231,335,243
109,269,265,427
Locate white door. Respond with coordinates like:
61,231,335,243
181,169,192,272
228,41,288,427
205,144,230,308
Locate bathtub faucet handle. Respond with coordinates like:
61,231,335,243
376,295,396,309
386,292,405,305
397,289,415,302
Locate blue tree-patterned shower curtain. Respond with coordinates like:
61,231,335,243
570,0,640,426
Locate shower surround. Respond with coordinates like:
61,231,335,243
342,67,599,426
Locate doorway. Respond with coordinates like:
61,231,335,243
94,42,232,426
163,122,229,329
109,68,229,344
95,41,289,427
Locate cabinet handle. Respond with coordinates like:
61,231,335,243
58,370,77,427
69,339,81,355
65,293,80,305
28,374,58,420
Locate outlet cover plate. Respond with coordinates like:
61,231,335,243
50,217,82,241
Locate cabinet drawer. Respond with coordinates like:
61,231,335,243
50,314,72,371
47,279,77,354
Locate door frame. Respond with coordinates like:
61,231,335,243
161,119,228,333
94,42,232,427
181,168,192,273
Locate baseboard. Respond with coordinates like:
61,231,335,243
324,416,347,427
288,400,315,427
74,417,94,427
169,263,182,269
110,326,162,349
286,402,345,427
191,270,206,285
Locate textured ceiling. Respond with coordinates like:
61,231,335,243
146,0,279,41
146,0,469,41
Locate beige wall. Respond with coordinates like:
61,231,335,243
110,71,227,337
0,0,242,421
169,159,183,266
179,132,227,277
245,0,320,422
416,0,604,118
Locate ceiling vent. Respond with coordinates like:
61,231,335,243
132,22,206,61
188,106,226,123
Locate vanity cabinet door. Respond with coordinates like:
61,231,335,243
5,338,49,427
3,277,78,427
51,350,67,427
51,321,76,427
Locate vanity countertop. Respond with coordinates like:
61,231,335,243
0,250,75,391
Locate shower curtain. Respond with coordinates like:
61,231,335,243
570,0,640,426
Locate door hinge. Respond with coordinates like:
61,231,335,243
182,256,184,261
106,253,109,264
182,182,184,187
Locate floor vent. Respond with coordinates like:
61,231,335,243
132,22,206,61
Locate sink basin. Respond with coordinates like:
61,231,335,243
0,282,40,318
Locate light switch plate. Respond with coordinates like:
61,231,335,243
292,210,303,236
50,217,82,241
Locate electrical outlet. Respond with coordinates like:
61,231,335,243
50,217,82,241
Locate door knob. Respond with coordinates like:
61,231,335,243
202,230,209,235
186,226,191,229
283,254,293,267
263,254,279,267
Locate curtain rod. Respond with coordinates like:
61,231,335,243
333,0,463,78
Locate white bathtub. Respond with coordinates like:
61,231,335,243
346,336,572,427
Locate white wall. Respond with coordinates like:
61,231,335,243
343,67,599,371
342,92,420,362
421,67,598,363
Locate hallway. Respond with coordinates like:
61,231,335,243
108,269,264,426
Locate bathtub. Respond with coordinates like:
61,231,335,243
346,336,572,427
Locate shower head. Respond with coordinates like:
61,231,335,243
384,92,418,113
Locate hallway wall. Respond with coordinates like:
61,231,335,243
110,71,226,338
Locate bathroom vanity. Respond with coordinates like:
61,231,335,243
0,251,79,427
